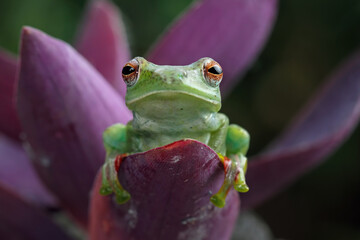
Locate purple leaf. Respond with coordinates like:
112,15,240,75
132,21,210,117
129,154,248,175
16,26,132,224
0,185,72,240
147,0,278,95
76,0,130,97
0,49,22,140
243,50,360,209
89,140,239,240
0,134,56,206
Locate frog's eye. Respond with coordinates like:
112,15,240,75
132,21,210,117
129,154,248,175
122,59,140,87
203,60,223,87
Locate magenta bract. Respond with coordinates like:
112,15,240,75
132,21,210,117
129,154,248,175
148,0,278,95
243,49,360,209
76,0,130,98
16,27,131,224
90,139,239,240
0,135,56,206
0,49,21,140
0,0,358,239
0,185,71,240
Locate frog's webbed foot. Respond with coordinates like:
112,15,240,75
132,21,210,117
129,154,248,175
210,153,248,208
100,154,131,204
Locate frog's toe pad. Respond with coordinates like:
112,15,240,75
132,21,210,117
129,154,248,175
234,183,249,193
99,185,113,196
210,194,226,208
115,191,131,204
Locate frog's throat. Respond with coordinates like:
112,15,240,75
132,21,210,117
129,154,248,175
126,90,221,107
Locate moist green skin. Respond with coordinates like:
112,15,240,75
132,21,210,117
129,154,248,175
100,57,250,208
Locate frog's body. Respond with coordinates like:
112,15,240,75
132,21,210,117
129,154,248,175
100,57,249,207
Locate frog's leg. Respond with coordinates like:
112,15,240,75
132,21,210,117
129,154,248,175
210,123,250,208
99,123,131,204
210,154,237,208
208,113,232,207
226,124,250,193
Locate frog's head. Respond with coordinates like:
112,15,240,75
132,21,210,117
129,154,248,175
122,57,223,118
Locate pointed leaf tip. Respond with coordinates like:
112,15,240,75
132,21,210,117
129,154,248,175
243,50,360,209
0,48,22,140
76,0,130,97
17,26,131,224
90,140,239,240
148,0,278,95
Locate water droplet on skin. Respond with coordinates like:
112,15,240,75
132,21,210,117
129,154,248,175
178,224,207,240
22,139,52,167
22,141,37,163
171,155,181,163
125,204,138,229
40,156,51,167
181,216,197,225
19,132,27,141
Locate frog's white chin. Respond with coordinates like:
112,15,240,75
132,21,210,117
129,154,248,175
126,90,221,114
126,91,221,122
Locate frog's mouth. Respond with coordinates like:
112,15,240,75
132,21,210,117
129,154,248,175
126,90,221,112
127,90,220,105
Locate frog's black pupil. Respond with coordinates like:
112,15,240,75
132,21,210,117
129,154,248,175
208,65,222,75
122,66,135,75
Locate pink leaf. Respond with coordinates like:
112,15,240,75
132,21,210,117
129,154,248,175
76,0,130,97
243,50,360,209
0,185,71,240
90,140,239,240
0,134,56,206
17,26,131,224
0,49,22,140
148,0,278,95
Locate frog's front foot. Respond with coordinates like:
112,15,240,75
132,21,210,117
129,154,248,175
210,154,248,208
100,154,131,204
233,154,249,193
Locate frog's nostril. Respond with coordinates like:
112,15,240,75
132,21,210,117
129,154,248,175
174,71,187,81
177,73,184,80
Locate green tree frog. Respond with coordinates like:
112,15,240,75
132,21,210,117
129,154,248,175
100,57,249,208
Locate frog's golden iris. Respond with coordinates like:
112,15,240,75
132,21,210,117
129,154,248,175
122,58,140,87
203,59,223,87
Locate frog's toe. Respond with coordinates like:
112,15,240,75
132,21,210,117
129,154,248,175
210,194,226,208
100,185,113,195
234,169,249,193
234,182,249,193
115,190,131,204
100,164,113,195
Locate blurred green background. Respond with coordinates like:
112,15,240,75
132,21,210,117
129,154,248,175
0,0,359,239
